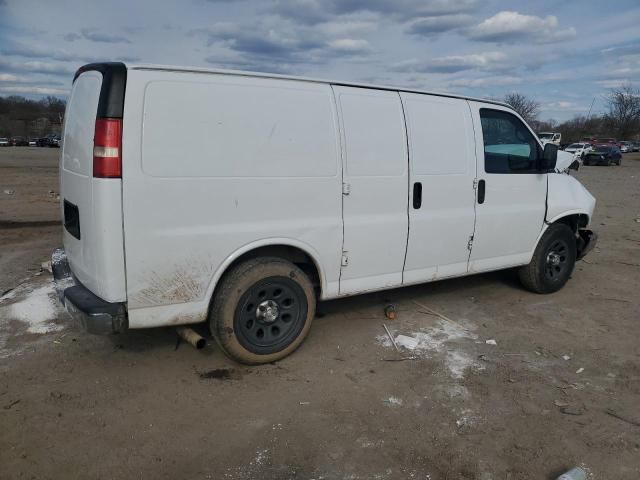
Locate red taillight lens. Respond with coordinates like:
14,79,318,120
93,118,122,178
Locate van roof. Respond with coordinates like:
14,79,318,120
127,63,511,109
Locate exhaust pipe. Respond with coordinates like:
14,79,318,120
176,327,206,350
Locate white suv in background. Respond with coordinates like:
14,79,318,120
564,142,592,160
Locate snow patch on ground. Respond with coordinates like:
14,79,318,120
0,279,66,358
377,316,478,378
6,283,63,334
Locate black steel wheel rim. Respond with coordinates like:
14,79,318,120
234,276,308,354
544,239,569,281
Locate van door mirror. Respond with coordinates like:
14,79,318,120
541,143,558,171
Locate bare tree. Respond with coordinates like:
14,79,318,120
503,92,540,124
605,85,640,139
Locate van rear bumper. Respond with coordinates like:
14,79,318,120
51,248,127,334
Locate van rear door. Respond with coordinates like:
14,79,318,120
60,64,127,303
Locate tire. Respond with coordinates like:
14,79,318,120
209,257,316,364
518,223,577,294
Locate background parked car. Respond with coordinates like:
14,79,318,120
28,138,38,146
633,142,640,152
564,142,592,159
583,144,622,166
619,141,632,153
10,136,28,146
0,137,9,147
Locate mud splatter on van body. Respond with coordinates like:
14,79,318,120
131,261,214,307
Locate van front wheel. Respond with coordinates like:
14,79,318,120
209,257,316,364
518,223,576,294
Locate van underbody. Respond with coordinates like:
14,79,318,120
53,62,597,363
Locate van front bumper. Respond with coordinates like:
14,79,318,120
51,248,127,334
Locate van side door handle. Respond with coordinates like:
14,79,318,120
477,179,486,204
413,182,422,209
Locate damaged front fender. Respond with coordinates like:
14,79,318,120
576,229,597,260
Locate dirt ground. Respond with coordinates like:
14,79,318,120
1,147,639,480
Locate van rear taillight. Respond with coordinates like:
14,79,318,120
93,118,122,178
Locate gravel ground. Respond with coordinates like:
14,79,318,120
1,147,639,480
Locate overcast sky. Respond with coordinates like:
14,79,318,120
1,0,639,121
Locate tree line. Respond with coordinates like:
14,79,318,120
2,86,639,143
504,86,640,143
0,96,66,138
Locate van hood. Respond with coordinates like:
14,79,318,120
555,150,575,173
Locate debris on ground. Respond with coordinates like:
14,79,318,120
199,368,237,380
3,189,15,195
556,466,587,480
382,324,400,352
395,334,419,350
41,261,52,273
559,404,584,416
576,367,584,374
3,399,20,410
485,339,497,345
384,304,397,320
299,401,310,405
383,397,402,406
563,355,571,360
605,408,640,427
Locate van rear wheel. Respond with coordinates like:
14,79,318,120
209,257,316,364
518,223,576,294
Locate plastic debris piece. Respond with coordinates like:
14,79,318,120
576,367,584,374
485,339,497,345
395,334,419,350
563,355,571,361
556,467,587,480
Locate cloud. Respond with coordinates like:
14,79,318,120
0,59,75,76
449,75,523,88
0,73,20,82
63,29,131,44
270,0,478,23
327,38,371,54
467,11,576,44
199,17,374,68
0,85,69,96
1,43,95,62
405,14,473,36
393,52,507,74
63,33,82,42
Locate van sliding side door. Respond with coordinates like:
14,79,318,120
401,93,477,283
332,86,409,295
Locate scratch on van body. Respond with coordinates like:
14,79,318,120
267,123,277,141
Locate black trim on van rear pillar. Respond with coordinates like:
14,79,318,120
74,62,127,118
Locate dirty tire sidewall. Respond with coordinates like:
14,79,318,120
518,223,577,294
210,257,316,364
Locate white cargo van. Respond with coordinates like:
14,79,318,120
52,62,597,364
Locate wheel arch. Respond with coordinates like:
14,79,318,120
546,211,591,233
204,239,325,309
531,212,590,261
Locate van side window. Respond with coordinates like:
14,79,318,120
480,109,541,174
